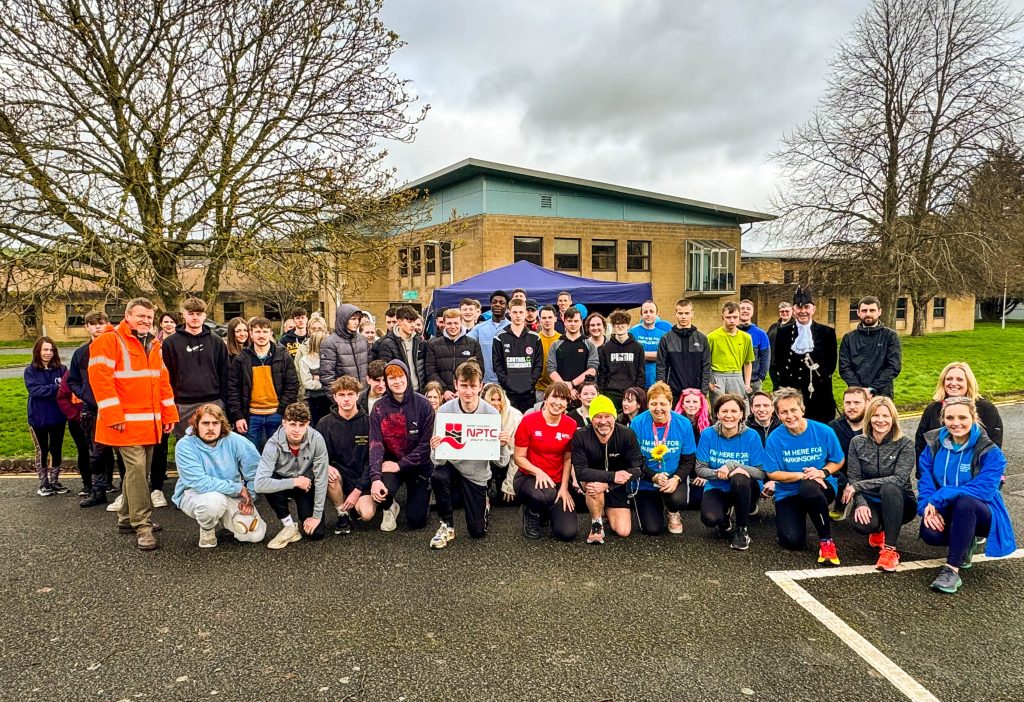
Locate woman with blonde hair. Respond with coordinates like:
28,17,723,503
483,382,523,503
422,381,445,411
307,313,328,335
914,362,1002,461
296,330,329,426
843,395,916,571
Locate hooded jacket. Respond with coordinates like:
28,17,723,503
918,425,1016,557
316,404,371,493
838,322,902,397
737,322,771,383
368,360,435,482
226,342,298,422
161,324,229,405
492,325,543,396
172,430,261,508
655,326,711,396
846,433,914,509
424,329,485,393
319,304,370,388
914,398,1003,461
25,364,67,428
372,329,425,392
254,424,330,520
597,334,646,394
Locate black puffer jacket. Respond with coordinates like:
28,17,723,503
424,330,485,392
226,342,298,422
320,304,369,388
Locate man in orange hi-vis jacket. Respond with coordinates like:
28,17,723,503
88,298,178,551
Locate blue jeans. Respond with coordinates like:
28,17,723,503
246,413,282,452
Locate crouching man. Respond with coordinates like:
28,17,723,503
172,403,267,548
255,402,329,549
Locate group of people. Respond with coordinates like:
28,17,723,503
24,287,1014,594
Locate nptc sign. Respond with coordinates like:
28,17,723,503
433,412,501,461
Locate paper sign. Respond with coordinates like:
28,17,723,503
433,412,501,461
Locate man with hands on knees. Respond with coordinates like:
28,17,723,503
255,402,329,549
317,375,376,535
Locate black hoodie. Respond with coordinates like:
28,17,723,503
368,359,435,482
597,334,646,394
162,324,229,404
316,403,371,493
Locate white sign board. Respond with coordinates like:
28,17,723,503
433,412,501,462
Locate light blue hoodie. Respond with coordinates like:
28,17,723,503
172,431,261,508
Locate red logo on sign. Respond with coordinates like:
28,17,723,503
438,422,466,449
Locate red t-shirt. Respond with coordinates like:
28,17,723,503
514,410,578,482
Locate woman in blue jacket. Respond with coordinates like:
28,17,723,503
25,337,67,496
918,397,1016,594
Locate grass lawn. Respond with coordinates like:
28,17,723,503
0,354,32,369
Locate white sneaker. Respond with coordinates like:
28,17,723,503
151,490,168,508
267,524,301,550
666,511,683,534
429,521,455,550
380,501,400,532
199,527,218,548
106,494,124,512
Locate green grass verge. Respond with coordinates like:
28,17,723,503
0,354,32,369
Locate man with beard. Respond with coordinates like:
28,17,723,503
771,289,837,423
468,290,510,383
828,386,868,520
839,296,902,399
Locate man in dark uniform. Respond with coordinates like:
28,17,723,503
771,288,838,423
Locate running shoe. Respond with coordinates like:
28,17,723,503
380,501,400,532
829,499,853,522
930,565,962,594
334,511,352,535
666,511,683,534
587,520,605,545
875,545,900,572
868,531,886,549
522,508,543,539
960,537,978,570
817,539,840,565
267,524,301,550
36,484,55,497
150,490,168,508
730,526,751,551
429,521,455,550
199,527,217,549
51,482,70,494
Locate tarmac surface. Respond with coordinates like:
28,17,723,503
2,406,1022,701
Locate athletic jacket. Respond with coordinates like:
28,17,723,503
918,425,1016,557
846,434,914,509
172,430,261,508
316,404,371,493
88,321,178,447
838,323,902,397
745,415,781,446
424,330,485,393
914,398,1002,460
368,360,435,482
545,335,598,387
597,335,646,394
655,326,711,396
255,425,330,520
25,364,67,428
492,326,543,396
737,323,771,383
570,423,644,484
161,325,229,405
467,317,509,383
226,343,298,422
319,304,370,388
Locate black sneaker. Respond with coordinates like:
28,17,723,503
37,484,54,497
522,508,543,539
334,511,352,535
51,482,70,495
77,488,92,497
587,520,605,545
79,490,107,508
730,526,751,551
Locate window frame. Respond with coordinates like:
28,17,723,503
932,297,946,319
553,237,581,271
513,236,543,265
65,304,89,327
626,240,651,272
827,298,837,324
848,301,859,322
686,241,736,293
223,301,245,321
895,297,908,321
591,239,617,272
425,244,436,275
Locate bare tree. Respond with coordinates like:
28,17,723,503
0,0,427,312
771,0,1024,334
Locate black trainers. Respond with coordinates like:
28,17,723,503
334,511,352,535
36,484,54,497
587,520,605,545
79,490,107,508
730,526,751,551
522,508,543,539
51,482,70,494
930,565,962,594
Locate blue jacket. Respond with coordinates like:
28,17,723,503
172,431,261,508
468,318,510,383
25,365,67,428
738,323,771,383
918,425,1016,558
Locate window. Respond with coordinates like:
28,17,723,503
65,304,89,327
592,239,617,272
439,242,452,274
933,297,946,319
398,248,409,277
104,303,124,324
223,301,245,321
827,298,837,324
20,304,37,329
513,237,543,265
895,297,908,321
627,240,651,271
425,245,436,275
848,301,859,322
686,240,736,293
554,238,580,271
264,303,282,322
783,269,794,284
411,246,421,276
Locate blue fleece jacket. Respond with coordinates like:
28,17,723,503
917,425,1016,558
25,365,67,428
172,431,261,508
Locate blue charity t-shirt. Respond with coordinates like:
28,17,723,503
630,320,671,387
763,419,844,501
630,409,696,491
696,426,766,493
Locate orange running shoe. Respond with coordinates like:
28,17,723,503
868,531,886,549
817,539,841,565
875,545,900,572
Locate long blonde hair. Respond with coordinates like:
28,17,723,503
483,383,513,426
305,330,325,357
932,362,980,402
862,396,903,443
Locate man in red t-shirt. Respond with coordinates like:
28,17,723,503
513,382,579,541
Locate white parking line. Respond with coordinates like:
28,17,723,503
767,549,1024,702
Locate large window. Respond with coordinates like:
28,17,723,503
398,248,409,277
627,240,651,271
933,297,946,319
895,297,908,321
65,304,89,327
439,242,452,274
592,240,617,272
104,303,124,324
783,269,794,284
264,303,283,322
827,299,837,324
411,246,422,276
686,241,736,293
425,245,436,275
21,304,37,329
223,301,245,321
848,301,859,322
554,238,580,271
513,237,543,265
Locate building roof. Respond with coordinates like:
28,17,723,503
741,247,821,260
405,158,775,225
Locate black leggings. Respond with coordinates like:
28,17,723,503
513,472,579,541
67,419,90,490
29,423,65,485
850,484,918,546
381,467,432,530
264,486,327,540
81,412,122,492
775,481,836,550
634,483,690,536
431,463,488,538
700,475,758,530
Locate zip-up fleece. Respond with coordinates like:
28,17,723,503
838,322,902,397
254,425,330,520
162,325,229,404
846,434,914,509
25,364,67,427
597,334,646,393
492,326,543,395
368,360,435,482
316,404,371,493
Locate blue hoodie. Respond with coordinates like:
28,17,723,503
25,364,67,428
630,320,671,387
918,425,1016,558
172,430,261,508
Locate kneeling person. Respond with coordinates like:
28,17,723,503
255,402,329,549
428,361,511,549
571,394,644,544
317,376,377,535
172,403,267,548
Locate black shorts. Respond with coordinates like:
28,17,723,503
605,484,632,509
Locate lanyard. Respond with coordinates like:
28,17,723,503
652,414,671,445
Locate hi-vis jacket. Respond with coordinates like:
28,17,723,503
88,321,178,447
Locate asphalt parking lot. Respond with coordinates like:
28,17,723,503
2,406,1022,701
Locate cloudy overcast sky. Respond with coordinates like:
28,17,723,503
378,0,1023,248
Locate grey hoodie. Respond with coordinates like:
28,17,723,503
320,304,370,388
430,396,509,486
254,425,330,519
